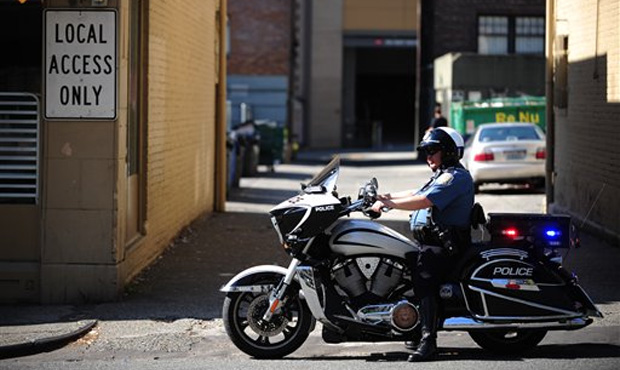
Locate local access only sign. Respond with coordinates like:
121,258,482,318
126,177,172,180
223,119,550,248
45,10,117,120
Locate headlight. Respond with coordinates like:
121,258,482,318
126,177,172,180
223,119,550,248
282,234,307,256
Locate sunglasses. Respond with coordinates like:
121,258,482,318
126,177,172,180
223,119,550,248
424,146,441,156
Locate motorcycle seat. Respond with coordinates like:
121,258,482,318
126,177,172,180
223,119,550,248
471,203,487,230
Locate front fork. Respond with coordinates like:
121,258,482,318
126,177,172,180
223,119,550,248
262,258,301,321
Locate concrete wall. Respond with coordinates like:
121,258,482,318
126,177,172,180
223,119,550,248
39,0,121,303
434,52,545,124
308,0,343,148
551,0,620,241
26,0,220,303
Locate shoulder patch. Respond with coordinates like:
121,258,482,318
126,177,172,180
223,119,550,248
436,172,454,186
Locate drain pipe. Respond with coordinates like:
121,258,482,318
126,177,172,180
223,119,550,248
215,0,228,211
545,0,556,212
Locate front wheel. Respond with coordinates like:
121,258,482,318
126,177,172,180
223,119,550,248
469,329,547,355
223,281,314,359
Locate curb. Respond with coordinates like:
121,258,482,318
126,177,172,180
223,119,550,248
0,319,97,359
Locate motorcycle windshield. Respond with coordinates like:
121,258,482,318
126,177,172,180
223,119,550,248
306,156,340,193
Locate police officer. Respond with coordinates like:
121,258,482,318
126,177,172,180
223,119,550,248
371,127,474,362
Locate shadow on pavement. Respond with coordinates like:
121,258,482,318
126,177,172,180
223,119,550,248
227,187,298,205
286,343,620,362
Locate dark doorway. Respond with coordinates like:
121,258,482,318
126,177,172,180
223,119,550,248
0,0,43,93
343,47,416,148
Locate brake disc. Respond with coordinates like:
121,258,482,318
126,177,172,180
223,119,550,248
246,295,289,337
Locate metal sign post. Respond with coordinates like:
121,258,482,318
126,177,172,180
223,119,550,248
44,9,117,120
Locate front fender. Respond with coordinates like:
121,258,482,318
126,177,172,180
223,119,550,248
220,265,290,293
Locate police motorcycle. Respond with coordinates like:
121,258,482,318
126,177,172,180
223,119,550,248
220,156,602,359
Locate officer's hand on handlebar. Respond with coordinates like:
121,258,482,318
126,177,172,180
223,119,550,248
377,193,391,201
370,200,391,214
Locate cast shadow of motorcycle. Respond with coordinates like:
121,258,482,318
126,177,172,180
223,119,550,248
220,156,603,359
284,342,620,362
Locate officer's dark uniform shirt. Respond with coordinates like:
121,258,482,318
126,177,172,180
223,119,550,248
409,165,474,231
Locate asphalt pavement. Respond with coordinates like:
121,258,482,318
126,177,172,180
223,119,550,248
0,148,618,361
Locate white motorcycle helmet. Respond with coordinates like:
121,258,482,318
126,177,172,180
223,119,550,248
417,127,465,165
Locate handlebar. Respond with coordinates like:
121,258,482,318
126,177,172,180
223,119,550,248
338,178,390,219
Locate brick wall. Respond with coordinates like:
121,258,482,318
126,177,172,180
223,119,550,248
431,0,546,59
128,1,218,277
228,0,290,75
552,0,620,238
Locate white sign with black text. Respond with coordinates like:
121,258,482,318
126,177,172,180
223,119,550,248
45,10,117,120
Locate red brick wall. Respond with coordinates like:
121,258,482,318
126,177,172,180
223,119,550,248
227,0,290,75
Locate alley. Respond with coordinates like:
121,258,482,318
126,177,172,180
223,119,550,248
1,152,619,370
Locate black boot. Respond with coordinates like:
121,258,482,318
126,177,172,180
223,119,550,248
404,330,421,350
407,297,437,362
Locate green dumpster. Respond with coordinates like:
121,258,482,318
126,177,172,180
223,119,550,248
450,97,546,136
255,120,286,168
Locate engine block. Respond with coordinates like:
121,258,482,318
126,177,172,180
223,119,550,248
331,257,405,299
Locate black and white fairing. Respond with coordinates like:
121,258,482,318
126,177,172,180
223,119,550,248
269,157,343,241
270,192,342,240
329,220,419,259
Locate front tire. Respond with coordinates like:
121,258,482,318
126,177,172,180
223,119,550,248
223,281,314,359
469,329,547,355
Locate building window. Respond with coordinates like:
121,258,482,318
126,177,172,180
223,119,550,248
478,16,508,54
515,17,545,54
478,15,544,55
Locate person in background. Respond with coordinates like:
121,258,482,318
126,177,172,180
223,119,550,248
427,103,448,133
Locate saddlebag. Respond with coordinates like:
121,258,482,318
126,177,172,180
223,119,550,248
461,213,584,322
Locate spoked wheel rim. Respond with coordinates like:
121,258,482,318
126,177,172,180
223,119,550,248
231,291,306,350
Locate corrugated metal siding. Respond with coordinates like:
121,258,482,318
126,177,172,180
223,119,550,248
227,75,288,127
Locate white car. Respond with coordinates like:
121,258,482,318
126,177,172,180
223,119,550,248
462,122,546,193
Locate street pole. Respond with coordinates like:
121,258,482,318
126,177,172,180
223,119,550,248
215,0,228,211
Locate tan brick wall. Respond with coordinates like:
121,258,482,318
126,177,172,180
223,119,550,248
2,1,220,303
553,0,620,236
122,1,218,282
343,0,417,31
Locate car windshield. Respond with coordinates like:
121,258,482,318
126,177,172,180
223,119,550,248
306,156,340,192
479,126,542,142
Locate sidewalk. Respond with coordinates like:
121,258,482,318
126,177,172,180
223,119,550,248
0,319,96,359
0,149,617,359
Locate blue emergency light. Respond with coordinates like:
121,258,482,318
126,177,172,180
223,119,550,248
545,229,561,238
